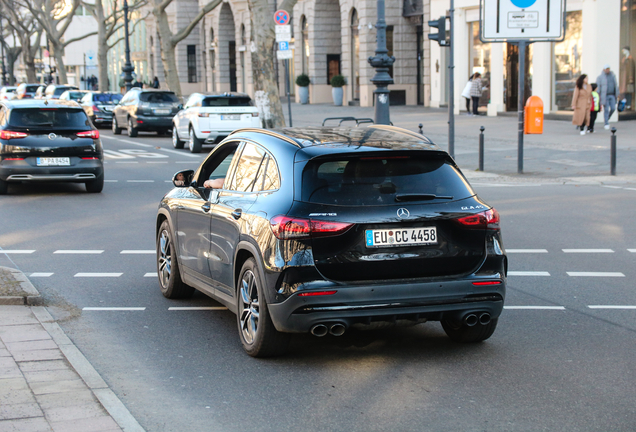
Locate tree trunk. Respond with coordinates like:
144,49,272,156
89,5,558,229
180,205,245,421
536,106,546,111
92,1,110,92
52,42,68,84
156,11,182,98
6,47,21,85
248,0,286,128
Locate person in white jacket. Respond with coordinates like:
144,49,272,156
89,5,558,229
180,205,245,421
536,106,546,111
461,74,474,114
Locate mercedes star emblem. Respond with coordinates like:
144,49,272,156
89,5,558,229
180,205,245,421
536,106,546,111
397,208,410,219
48,133,57,140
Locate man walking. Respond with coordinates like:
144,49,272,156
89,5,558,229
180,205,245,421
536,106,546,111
597,64,618,129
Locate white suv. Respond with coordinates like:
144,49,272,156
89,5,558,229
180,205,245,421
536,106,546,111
172,93,261,153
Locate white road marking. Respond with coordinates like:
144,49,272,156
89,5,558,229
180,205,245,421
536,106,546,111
126,180,155,183
548,159,597,167
588,305,636,309
115,161,139,164
147,162,168,164
507,249,548,253
74,273,123,277
567,272,625,277
54,250,104,254
103,149,135,159
562,249,614,253
625,188,636,191
508,271,551,276
504,306,566,310
176,161,199,163
121,250,155,254
158,148,202,158
29,273,53,277
115,138,153,148
104,180,118,182
144,272,158,277
168,307,228,311
0,250,35,254
82,307,146,311
628,249,636,253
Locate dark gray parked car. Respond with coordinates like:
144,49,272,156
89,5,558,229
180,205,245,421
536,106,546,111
112,89,181,137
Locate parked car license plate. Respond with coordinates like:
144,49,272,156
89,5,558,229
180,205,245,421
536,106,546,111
365,227,437,248
153,109,170,115
37,157,70,166
221,114,240,120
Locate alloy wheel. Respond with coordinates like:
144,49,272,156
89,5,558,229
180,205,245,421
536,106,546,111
188,129,194,152
172,128,178,147
158,230,172,288
239,269,260,345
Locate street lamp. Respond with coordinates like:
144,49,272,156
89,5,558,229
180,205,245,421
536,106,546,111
121,0,134,91
367,0,395,125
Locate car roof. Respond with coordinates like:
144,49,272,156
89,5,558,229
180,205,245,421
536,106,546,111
1,99,85,109
129,88,175,93
198,92,251,98
230,125,437,151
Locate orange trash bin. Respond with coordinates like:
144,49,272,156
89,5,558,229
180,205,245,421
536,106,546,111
524,96,544,134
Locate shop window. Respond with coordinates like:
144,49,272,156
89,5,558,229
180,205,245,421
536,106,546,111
553,11,582,111
470,22,491,107
620,0,636,112
187,45,197,83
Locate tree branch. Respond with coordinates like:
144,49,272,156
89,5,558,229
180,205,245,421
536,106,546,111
63,30,98,47
170,0,222,45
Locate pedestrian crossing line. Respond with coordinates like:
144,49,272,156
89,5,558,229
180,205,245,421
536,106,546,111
168,307,228,311
29,273,54,277
83,307,146,311
567,272,625,277
54,250,104,254
158,148,202,158
504,306,566,310
562,249,614,253
74,273,123,277
588,305,636,310
508,271,550,276
0,250,35,254
121,250,155,254
506,249,548,253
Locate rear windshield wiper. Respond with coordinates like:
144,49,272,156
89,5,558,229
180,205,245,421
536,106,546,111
31,122,54,126
395,194,453,202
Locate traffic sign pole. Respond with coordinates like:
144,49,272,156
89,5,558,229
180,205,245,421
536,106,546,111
274,12,293,127
517,40,525,174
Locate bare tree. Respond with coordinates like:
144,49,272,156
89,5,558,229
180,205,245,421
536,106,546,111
0,0,43,83
83,0,147,92
21,0,97,84
150,0,222,98
247,0,297,127
0,14,22,85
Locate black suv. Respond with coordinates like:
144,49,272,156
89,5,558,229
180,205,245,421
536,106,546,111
0,99,104,194
156,126,507,357
112,89,181,136
80,92,123,126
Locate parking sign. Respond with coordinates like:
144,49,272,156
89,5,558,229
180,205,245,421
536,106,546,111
480,0,566,42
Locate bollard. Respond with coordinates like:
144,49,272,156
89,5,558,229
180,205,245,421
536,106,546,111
611,127,617,176
479,126,485,171
418,123,423,135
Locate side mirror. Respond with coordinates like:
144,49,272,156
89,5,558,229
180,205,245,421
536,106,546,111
178,104,183,110
172,169,194,187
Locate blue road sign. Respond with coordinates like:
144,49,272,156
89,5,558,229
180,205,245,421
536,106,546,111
274,10,290,25
278,41,289,51
510,0,537,7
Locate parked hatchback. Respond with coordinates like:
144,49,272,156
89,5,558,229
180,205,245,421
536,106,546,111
0,99,104,194
156,126,507,357
44,85,79,100
172,92,260,153
16,83,42,99
0,86,17,100
112,88,181,137
80,92,123,126
59,90,88,102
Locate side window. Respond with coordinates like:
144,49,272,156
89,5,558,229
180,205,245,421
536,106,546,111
253,153,281,191
199,141,241,186
226,143,266,192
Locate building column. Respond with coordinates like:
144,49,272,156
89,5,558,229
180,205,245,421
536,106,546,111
532,42,552,114
452,7,468,115
487,43,504,116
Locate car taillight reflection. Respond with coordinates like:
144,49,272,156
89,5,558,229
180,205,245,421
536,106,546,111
76,130,100,139
0,130,28,140
270,215,353,240
456,208,500,230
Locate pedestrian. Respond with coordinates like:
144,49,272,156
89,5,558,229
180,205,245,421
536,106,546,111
470,72,484,116
152,76,160,89
596,64,618,129
461,74,474,114
571,74,591,136
588,83,600,133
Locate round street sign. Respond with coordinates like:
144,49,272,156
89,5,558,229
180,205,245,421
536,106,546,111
274,9,290,25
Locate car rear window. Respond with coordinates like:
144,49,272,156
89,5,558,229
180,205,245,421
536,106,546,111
301,154,475,206
68,92,85,100
202,97,253,107
9,108,90,129
93,93,122,103
54,87,76,96
140,92,179,103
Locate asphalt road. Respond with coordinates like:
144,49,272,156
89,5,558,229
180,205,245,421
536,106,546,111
1,129,635,431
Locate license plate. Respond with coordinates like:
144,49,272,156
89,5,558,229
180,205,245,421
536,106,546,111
221,114,240,121
365,227,437,248
37,157,70,166
153,109,170,115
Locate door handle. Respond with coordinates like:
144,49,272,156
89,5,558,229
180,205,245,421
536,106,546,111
231,209,242,220
201,203,211,212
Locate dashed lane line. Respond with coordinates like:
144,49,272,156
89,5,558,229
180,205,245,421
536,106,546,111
0,250,35,254
144,272,157,277
29,273,53,277
504,306,566,310
168,307,228,311
588,305,636,309
121,250,155,254
126,180,154,183
567,272,625,277
506,249,548,253
508,271,551,276
83,307,146,311
74,273,123,277
562,249,614,253
54,250,104,254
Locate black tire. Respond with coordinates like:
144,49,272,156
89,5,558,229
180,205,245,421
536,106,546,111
85,175,104,193
0,179,7,195
172,126,184,149
237,258,290,357
112,117,122,135
156,220,194,299
188,127,203,153
441,317,498,343
127,117,138,137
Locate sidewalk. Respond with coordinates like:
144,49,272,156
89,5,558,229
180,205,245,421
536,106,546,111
0,267,144,432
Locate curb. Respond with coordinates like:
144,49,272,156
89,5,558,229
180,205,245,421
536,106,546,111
0,266,43,305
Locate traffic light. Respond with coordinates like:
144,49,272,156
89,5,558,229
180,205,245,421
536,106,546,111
428,16,449,47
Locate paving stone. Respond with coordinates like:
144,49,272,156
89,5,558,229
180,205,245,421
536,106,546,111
23,369,79,384
0,364,22,379
49,415,120,432
0,348,10,357
0,308,39,326
36,390,97,410
18,360,69,373
0,358,16,368
0,379,36,405
5,340,57,353
0,402,43,420
0,416,52,432
0,325,51,344
29,379,87,396
42,404,106,423
12,349,63,362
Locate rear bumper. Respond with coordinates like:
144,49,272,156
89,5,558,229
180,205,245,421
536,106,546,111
92,113,113,123
134,115,173,131
267,277,506,333
0,159,104,183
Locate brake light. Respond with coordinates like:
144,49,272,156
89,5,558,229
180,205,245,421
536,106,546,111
3,157,24,160
472,281,502,286
456,208,500,229
251,112,259,117
0,130,28,140
198,113,210,117
81,157,99,160
92,105,101,112
270,215,353,240
297,290,338,297
76,130,100,139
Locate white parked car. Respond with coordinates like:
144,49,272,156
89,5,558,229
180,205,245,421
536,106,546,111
172,92,261,153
